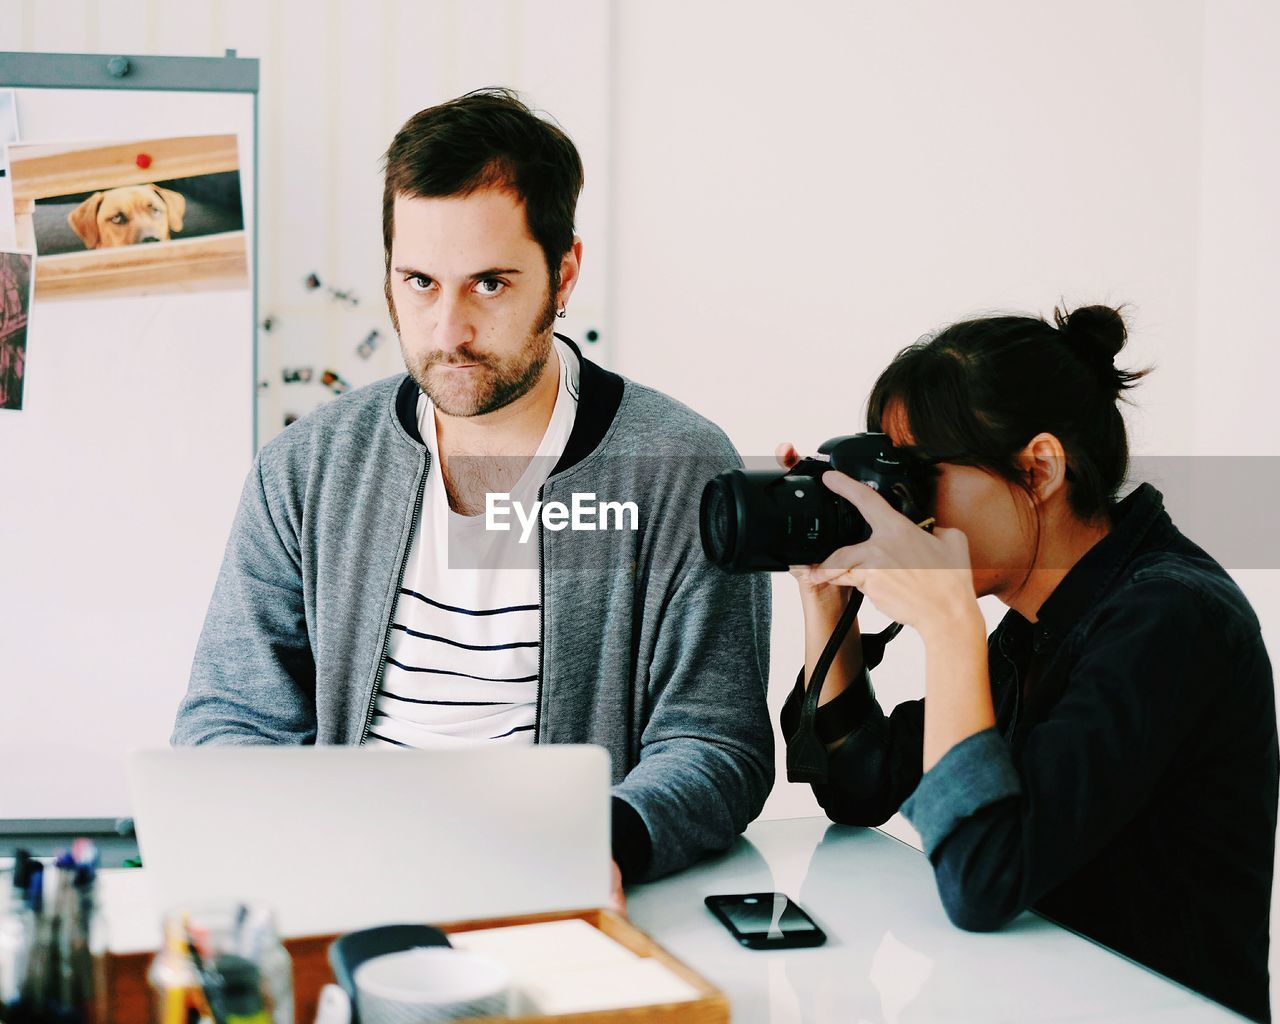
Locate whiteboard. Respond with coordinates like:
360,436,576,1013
0,82,256,820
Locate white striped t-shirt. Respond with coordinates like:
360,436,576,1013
364,338,580,748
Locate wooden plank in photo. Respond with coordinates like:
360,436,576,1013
33,231,249,300
10,135,240,201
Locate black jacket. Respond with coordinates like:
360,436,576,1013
782,483,1278,1022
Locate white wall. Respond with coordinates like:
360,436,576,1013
1194,0,1280,458
611,0,1279,833
1192,0,1280,730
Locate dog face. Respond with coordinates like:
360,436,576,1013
67,185,186,249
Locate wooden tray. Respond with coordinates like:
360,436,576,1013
104,906,729,1023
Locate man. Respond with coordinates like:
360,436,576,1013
173,89,773,889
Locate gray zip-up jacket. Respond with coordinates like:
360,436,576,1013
173,338,773,881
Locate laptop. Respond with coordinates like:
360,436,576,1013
128,745,612,937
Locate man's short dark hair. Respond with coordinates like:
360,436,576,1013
381,88,584,304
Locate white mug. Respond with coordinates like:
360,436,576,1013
354,947,510,1024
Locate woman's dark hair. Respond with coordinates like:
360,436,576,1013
866,304,1149,522
381,87,584,319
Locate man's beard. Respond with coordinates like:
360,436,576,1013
400,283,558,417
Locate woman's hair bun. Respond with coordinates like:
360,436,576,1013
1052,304,1144,397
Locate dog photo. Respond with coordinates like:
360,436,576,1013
7,134,248,300
66,183,189,249
0,250,33,411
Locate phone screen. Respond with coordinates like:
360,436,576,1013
714,893,819,937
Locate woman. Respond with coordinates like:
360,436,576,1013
780,305,1277,1022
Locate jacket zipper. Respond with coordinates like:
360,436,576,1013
358,451,430,744
533,481,545,744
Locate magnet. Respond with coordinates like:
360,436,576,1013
321,369,349,395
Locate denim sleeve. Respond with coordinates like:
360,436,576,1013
908,577,1222,933
900,728,1021,855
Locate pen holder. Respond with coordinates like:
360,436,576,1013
1,849,109,1024
148,906,295,1024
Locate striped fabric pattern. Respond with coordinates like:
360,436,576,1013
369,587,540,747
365,338,579,748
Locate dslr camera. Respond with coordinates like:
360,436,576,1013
700,433,930,573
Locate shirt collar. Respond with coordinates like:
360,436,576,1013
393,334,624,470
1030,482,1172,638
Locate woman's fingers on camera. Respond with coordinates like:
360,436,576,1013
787,563,815,584
821,471,901,532
775,442,800,470
815,541,873,586
790,563,848,593
825,566,867,590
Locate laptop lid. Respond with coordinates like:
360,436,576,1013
128,745,611,936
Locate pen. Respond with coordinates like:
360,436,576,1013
157,917,197,1024
186,927,225,1024
25,863,43,916
11,850,33,898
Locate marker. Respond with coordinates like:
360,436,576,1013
185,929,224,1024
11,850,32,896
25,864,43,915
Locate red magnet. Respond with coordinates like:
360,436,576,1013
135,153,152,169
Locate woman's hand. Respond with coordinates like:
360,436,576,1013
775,442,843,600
812,470,980,641
777,443,863,710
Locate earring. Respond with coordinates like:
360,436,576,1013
556,306,567,318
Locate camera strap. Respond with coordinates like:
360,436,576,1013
785,592,903,785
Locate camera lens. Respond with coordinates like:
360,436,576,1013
699,467,868,573
700,477,736,566
699,435,927,573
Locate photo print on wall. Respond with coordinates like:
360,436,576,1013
0,250,33,411
7,134,248,301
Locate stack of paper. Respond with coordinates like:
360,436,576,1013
450,919,701,1014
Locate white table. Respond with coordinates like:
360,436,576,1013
627,816,1248,1023
96,815,1249,1022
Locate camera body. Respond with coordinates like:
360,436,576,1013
699,433,927,573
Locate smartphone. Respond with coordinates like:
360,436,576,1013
704,892,827,949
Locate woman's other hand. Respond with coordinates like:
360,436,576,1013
814,470,979,641
775,442,842,599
